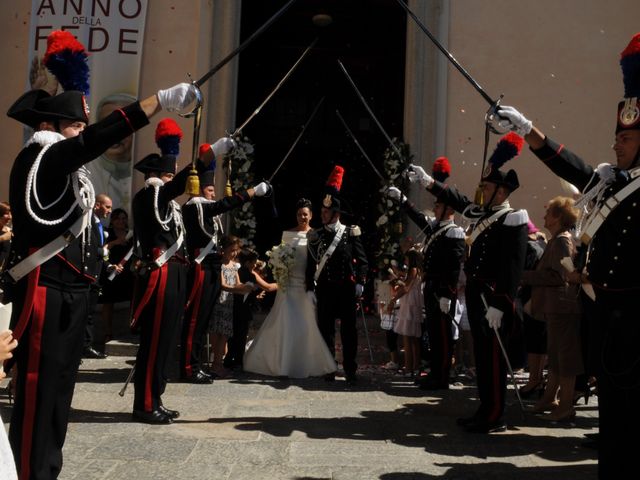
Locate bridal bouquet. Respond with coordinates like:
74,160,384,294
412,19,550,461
266,242,296,291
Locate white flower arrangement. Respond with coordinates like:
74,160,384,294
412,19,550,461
226,134,257,248
374,138,412,272
266,242,296,291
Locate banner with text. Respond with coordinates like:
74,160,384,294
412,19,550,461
28,0,149,214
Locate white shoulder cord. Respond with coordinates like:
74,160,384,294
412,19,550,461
146,178,172,231
574,165,614,237
195,201,223,239
25,138,95,226
171,200,184,238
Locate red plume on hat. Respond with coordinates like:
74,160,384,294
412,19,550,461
488,132,524,170
325,165,344,195
620,33,640,99
43,30,90,95
155,118,183,156
322,165,344,210
617,33,640,133
432,156,451,183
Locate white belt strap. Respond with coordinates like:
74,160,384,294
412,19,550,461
195,236,216,264
580,175,640,245
423,223,456,254
7,212,91,282
314,224,346,282
466,208,512,246
153,231,184,268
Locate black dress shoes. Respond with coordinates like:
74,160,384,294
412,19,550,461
464,418,507,434
324,372,336,382
181,370,213,384
158,405,180,419
83,347,107,359
132,409,173,425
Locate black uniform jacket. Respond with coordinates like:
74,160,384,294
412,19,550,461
305,223,368,290
531,137,640,292
429,181,528,313
182,191,251,264
403,201,465,299
9,102,149,289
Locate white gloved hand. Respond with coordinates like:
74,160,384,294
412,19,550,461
156,83,197,112
485,306,504,330
439,297,451,314
355,283,364,298
307,290,317,307
386,186,407,203
406,165,434,188
496,105,533,136
211,137,236,157
252,182,270,197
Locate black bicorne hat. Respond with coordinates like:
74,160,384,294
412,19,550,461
482,168,520,192
617,33,640,134
7,89,90,129
134,153,177,174
199,170,215,188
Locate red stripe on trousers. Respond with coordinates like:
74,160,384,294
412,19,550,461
130,268,160,330
19,284,47,480
184,265,205,377
144,264,168,412
11,265,40,345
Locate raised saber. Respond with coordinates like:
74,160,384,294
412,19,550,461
268,96,325,183
394,0,496,106
337,60,404,161
195,0,298,87
335,109,385,182
232,38,318,137
480,293,526,415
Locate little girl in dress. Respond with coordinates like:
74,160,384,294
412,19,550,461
390,249,424,376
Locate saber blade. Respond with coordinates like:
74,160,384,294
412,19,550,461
335,109,385,182
395,0,496,106
268,96,325,182
233,38,318,137
337,60,404,161
195,0,298,87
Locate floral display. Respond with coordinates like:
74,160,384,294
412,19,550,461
374,138,412,272
266,242,296,291
226,134,257,248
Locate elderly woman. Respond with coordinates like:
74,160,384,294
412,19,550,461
521,196,583,422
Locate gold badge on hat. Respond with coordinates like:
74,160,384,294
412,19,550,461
620,97,640,127
323,194,333,208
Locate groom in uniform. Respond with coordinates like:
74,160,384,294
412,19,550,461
306,166,368,385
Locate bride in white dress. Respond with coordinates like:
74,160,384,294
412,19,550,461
244,199,337,378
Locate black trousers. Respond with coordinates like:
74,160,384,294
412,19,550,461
593,293,638,479
316,282,358,375
132,261,187,412
424,288,455,384
8,269,90,480
180,262,221,377
84,287,100,348
465,281,510,423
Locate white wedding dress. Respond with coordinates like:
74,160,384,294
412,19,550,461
244,230,337,378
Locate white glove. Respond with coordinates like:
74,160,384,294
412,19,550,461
439,297,451,314
386,187,407,203
307,290,317,307
496,105,533,136
355,284,364,298
156,83,197,112
252,182,270,197
406,165,434,188
211,137,236,157
485,306,504,330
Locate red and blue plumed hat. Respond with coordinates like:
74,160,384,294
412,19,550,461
432,156,451,183
618,33,640,133
322,165,344,210
135,119,183,174
482,132,524,192
7,30,91,127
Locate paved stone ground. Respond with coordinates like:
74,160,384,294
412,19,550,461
0,311,598,479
